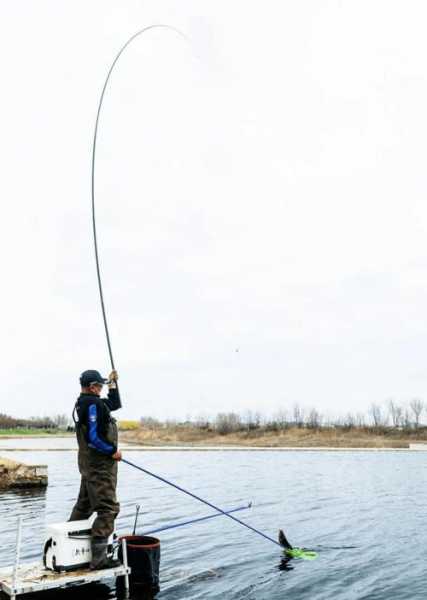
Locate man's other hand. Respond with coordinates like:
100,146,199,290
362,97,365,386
112,450,122,461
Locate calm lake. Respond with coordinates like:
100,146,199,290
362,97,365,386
0,441,425,599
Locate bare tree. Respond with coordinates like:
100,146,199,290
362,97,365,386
254,411,263,429
342,413,356,429
402,408,411,429
322,414,334,428
307,408,322,429
215,413,241,435
274,409,288,430
0,414,20,429
369,403,387,428
388,399,403,428
242,410,260,432
194,413,210,430
140,416,161,429
409,398,424,429
355,413,366,428
293,403,305,428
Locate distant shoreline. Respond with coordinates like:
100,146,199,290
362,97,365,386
121,425,427,450
1,429,427,451
0,443,426,452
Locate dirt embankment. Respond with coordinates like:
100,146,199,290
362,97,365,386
121,425,427,448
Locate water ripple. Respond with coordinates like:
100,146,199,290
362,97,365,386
0,448,425,599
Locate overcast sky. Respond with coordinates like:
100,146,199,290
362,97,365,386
1,1,427,421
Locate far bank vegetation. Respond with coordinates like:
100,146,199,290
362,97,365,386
121,398,427,448
0,414,71,435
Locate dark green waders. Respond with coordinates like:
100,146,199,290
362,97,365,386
69,420,120,567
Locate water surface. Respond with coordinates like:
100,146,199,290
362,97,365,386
0,445,425,599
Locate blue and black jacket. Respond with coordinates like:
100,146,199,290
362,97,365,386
74,389,121,455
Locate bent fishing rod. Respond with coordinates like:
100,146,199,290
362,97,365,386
91,25,187,370
91,30,283,552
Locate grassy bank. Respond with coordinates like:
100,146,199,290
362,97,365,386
0,429,71,436
121,424,427,448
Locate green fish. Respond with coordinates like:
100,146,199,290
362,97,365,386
278,529,318,561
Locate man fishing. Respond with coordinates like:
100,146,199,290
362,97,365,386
69,369,122,570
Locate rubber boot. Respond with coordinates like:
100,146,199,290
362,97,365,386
90,537,121,570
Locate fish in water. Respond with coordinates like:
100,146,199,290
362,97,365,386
278,529,293,550
278,530,318,560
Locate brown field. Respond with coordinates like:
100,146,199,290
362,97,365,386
121,425,427,448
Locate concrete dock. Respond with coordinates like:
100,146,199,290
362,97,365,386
0,457,47,489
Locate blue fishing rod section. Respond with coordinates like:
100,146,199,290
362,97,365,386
141,502,252,536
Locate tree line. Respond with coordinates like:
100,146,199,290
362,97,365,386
140,398,427,435
0,413,70,430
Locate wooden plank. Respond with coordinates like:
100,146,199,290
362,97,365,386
0,562,130,596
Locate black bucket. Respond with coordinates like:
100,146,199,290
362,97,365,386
119,535,161,594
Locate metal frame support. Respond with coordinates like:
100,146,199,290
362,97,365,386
121,538,130,599
11,516,23,600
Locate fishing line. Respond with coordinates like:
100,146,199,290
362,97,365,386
91,25,188,369
123,458,282,547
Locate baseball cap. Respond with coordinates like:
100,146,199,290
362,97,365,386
79,370,108,387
